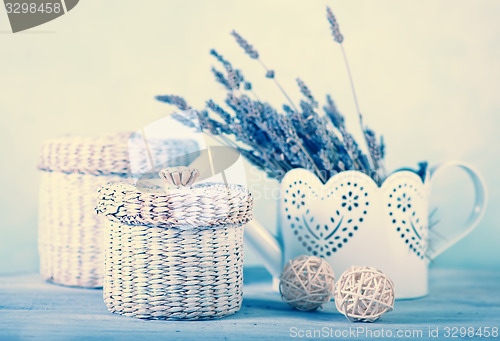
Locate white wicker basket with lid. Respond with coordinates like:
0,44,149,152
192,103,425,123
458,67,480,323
38,133,198,288
95,167,254,320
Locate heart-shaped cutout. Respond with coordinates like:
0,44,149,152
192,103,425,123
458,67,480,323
281,169,428,259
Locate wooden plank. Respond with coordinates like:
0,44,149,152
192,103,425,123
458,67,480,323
0,268,499,340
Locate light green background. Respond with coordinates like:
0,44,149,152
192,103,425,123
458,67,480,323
0,0,498,274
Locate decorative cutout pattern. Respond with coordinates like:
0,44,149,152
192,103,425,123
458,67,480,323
283,180,368,257
388,183,427,259
282,170,428,260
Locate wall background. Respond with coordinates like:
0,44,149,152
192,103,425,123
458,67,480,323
0,0,499,274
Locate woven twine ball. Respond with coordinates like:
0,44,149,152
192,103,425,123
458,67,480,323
279,255,335,311
334,266,395,322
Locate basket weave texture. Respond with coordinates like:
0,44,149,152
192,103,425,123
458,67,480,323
38,133,198,288
96,182,254,320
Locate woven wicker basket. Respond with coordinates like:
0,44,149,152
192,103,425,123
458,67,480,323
38,133,198,288
96,182,254,320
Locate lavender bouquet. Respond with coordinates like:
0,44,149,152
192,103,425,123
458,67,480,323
156,7,387,184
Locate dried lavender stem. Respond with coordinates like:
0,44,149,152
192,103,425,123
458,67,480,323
378,161,387,178
234,76,261,103
211,134,234,148
298,143,326,182
209,131,290,175
340,45,363,127
219,134,243,150
230,30,328,181
340,44,385,178
274,80,298,111
338,130,361,172
268,157,289,175
257,59,299,112
255,61,326,182
235,81,261,103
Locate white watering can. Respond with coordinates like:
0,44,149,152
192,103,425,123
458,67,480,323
244,161,487,299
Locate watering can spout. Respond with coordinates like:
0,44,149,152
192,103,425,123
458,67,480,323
245,220,283,278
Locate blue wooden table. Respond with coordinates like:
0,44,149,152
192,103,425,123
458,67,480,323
0,267,499,340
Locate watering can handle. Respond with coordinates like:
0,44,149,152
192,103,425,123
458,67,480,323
427,161,488,260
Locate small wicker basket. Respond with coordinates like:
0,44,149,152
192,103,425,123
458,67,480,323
38,133,198,288
95,176,254,320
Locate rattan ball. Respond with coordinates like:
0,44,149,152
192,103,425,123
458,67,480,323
279,255,335,311
334,266,395,322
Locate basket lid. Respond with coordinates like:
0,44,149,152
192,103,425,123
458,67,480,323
95,181,254,228
38,133,198,176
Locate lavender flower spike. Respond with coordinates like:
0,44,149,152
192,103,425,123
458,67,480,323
231,30,259,59
323,94,345,130
210,49,233,72
296,78,318,108
326,6,344,43
157,9,390,183
155,95,190,110
211,67,232,91
364,129,383,162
